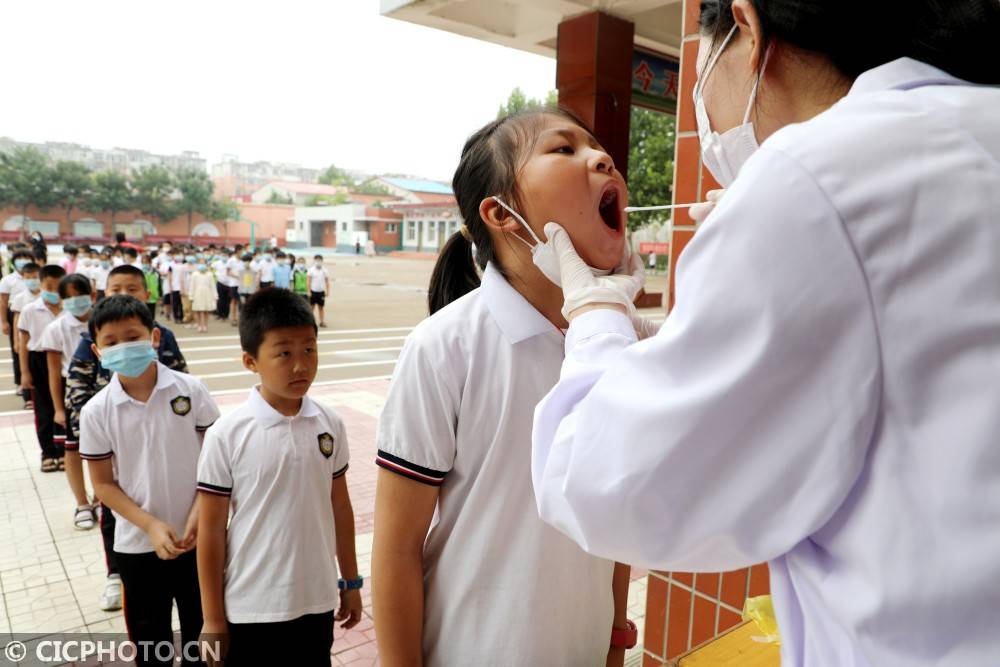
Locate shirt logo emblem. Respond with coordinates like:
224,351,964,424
170,396,192,416
318,432,335,458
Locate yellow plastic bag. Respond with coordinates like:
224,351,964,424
742,595,781,645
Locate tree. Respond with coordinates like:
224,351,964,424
52,161,93,230
208,199,238,241
351,179,391,196
175,167,214,236
306,193,351,206
89,171,132,234
266,190,293,205
626,107,675,230
496,87,559,118
131,165,176,228
0,147,57,240
318,164,353,187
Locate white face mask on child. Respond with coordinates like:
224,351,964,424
491,196,611,287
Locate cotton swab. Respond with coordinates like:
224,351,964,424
623,203,697,213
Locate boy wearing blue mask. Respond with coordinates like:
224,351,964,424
18,264,67,472
1,249,39,397
39,274,97,529
81,295,219,666
67,265,188,613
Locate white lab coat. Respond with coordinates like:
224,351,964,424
532,58,1000,667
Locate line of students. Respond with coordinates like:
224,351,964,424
67,287,362,666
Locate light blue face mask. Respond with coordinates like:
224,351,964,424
99,340,157,378
14,259,29,272
63,295,91,318
41,291,60,306
24,278,40,293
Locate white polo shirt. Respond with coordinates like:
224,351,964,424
38,312,88,377
225,256,242,287
0,272,26,302
93,267,110,291
307,266,328,293
375,263,615,666
17,298,59,352
10,290,38,314
197,387,350,623
258,258,274,283
79,362,220,554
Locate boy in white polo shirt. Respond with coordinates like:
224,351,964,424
80,295,220,667
196,288,360,667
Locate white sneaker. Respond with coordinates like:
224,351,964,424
99,574,122,611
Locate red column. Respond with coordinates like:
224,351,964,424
556,11,634,181
641,2,770,664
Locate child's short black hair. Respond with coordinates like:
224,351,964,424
12,249,34,261
32,247,47,262
21,263,40,275
39,265,66,282
313,254,323,261
240,288,317,356
89,295,154,340
59,273,92,298
241,253,253,262
276,251,286,259
65,245,79,255
108,264,144,282
123,247,138,259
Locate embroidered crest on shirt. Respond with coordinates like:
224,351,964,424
170,395,192,416
318,432,335,458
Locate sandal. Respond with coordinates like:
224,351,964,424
74,505,97,530
24,400,33,411
40,458,58,473
57,458,66,471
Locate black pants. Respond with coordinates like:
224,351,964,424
28,350,64,459
100,503,119,576
7,309,21,387
216,282,230,319
260,281,273,290
171,290,184,322
227,610,333,666
115,549,203,666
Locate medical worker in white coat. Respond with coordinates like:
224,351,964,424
531,1,1000,665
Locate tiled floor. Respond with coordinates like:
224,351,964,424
0,379,647,665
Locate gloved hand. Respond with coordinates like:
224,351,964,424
631,314,662,340
544,223,646,321
689,188,725,224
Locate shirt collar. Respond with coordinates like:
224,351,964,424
248,386,321,428
481,262,559,345
848,57,966,97
108,361,176,406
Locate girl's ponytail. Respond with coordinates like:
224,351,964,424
427,230,479,315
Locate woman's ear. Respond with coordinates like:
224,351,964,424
731,0,765,72
478,197,522,234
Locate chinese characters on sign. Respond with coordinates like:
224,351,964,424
632,50,680,114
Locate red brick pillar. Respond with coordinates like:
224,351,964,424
556,11,634,181
641,2,771,664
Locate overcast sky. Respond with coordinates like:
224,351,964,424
1,0,556,181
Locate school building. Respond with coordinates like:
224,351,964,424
381,1,753,663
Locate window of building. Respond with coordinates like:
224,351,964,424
406,221,417,241
385,223,397,233
341,221,348,232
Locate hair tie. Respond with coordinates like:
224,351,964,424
460,225,472,241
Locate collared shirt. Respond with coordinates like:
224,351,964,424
10,290,38,314
0,272,26,302
17,298,59,351
271,263,291,289
532,58,1000,667
38,311,88,377
376,263,614,666
197,388,349,623
258,259,274,283
80,362,219,554
307,266,328,293
66,323,187,447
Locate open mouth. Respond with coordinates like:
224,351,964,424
598,185,623,233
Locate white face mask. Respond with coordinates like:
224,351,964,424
491,196,611,287
693,24,768,187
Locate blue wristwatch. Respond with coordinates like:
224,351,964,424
338,576,364,591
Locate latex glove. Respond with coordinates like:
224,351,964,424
544,223,646,321
689,188,725,224
631,315,662,340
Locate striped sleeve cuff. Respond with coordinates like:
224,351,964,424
195,421,216,433
332,463,349,480
80,451,113,461
375,450,447,487
197,481,232,496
